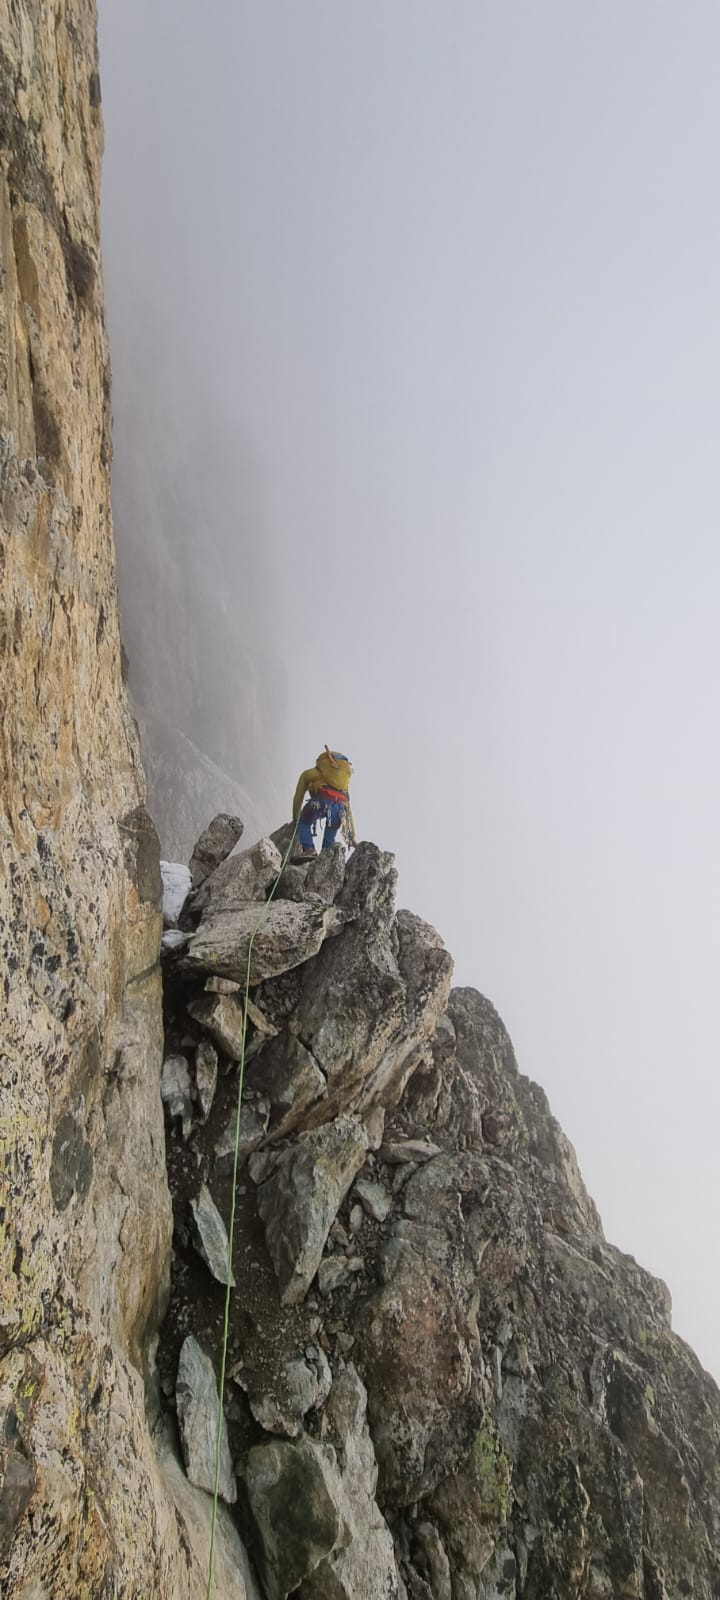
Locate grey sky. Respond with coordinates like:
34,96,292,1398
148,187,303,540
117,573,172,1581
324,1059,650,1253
99,2,720,1377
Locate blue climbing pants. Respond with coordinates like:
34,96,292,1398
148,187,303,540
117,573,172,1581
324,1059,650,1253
298,795,346,852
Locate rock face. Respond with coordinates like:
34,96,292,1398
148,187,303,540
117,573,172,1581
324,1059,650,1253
0,7,253,1595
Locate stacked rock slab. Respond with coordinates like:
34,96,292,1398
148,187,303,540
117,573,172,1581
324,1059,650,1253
159,835,720,1600
0,6,254,1596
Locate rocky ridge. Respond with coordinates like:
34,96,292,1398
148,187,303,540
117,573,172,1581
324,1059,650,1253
155,830,720,1600
2,4,720,1597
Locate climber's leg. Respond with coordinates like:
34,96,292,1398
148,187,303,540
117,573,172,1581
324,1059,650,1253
297,798,320,853
322,800,344,850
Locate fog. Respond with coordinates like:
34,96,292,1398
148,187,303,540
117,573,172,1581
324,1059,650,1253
99,2,720,1379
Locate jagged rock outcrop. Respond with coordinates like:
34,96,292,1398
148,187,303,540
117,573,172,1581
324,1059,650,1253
158,835,720,1600
190,810,245,886
0,6,254,1594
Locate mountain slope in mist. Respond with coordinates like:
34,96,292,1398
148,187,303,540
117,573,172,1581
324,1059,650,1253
110,302,288,855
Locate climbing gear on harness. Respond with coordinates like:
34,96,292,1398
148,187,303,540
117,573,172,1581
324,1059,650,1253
298,794,347,853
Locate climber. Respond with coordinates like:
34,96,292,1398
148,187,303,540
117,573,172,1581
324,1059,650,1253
292,747,356,861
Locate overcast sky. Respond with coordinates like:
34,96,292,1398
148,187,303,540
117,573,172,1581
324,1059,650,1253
98,1,720,1380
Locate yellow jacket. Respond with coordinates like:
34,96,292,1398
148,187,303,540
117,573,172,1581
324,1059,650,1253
292,749,356,842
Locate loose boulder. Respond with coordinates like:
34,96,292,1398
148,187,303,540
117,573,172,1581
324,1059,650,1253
161,1055,193,1140
244,1434,350,1600
176,1336,236,1504
246,1032,326,1134
251,1116,369,1305
188,1184,234,1286
188,992,246,1059
194,1039,218,1121
233,1347,332,1439
214,1101,270,1170
353,1177,393,1223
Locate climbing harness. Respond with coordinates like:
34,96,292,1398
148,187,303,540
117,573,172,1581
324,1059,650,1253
205,820,299,1599
315,786,349,804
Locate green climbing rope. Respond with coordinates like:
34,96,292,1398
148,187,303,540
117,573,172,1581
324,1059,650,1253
205,821,299,1599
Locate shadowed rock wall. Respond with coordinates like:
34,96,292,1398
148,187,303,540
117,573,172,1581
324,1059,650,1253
0,5,253,1593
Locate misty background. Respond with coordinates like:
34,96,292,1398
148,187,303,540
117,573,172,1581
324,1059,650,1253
98,2,720,1378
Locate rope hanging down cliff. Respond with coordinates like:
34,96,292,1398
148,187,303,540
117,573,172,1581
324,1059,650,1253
205,819,299,1600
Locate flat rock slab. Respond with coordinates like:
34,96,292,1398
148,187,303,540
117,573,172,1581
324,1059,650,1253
379,1140,441,1165
253,1116,369,1305
176,1335,237,1504
363,1106,386,1150
205,975,242,995
188,1183,235,1285
182,901,341,986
